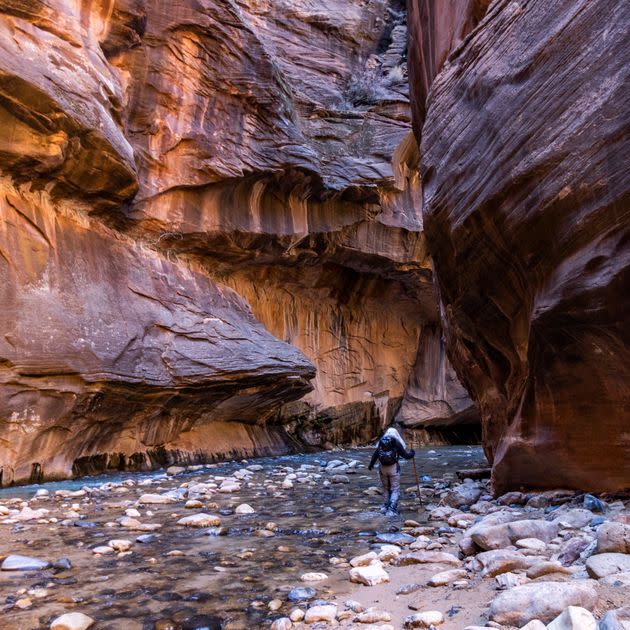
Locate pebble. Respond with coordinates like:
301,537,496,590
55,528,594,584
50,612,95,630
300,572,328,582
396,583,422,595
1,554,50,571
356,609,392,623
349,563,390,586
350,551,377,567
177,513,221,527
137,494,175,504
235,503,256,514
404,611,444,627
304,604,337,623
288,587,315,602
270,618,292,630
289,608,305,622
268,598,282,611
428,568,468,586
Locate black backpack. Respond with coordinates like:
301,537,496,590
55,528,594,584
377,435,398,466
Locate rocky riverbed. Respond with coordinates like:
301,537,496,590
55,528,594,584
0,446,628,630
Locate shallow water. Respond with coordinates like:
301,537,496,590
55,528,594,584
0,445,486,629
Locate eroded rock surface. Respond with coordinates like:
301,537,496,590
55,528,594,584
0,0,475,482
410,0,630,492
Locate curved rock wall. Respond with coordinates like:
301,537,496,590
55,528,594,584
0,0,477,484
409,0,630,492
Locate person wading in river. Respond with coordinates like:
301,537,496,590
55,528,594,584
368,427,415,517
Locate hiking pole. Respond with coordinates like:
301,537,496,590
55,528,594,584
412,457,423,508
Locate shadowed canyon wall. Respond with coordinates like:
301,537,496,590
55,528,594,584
0,0,476,484
409,0,630,492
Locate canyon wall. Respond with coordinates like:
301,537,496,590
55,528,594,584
0,0,475,484
409,0,630,492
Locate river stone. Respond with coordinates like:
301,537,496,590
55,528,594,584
495,572,529,590
597,522,630,554
136,534,159,544
396,551,461,567
137,494,176,504
546,606,597,630
470,550,544,577
488,580,598,626
300,572,328,582
375,532,415,545
520,622,547,630
600,572,630,588
396,583,422,595
1,555,50,571
404,611,444,627
552,509,595,529
442,483,483,508
356,609,392,623
428,568,468,586
498,491,528,506
349,563,390,586
166,466,185,475
585,553,630,578
235,503,255,514
471,519,558,551
108,539,132,552
304,604,337,623
350,551,377,567
558,537,592,566
599,607,630,630
92,546,114,554
270,618,291,630
50,612,95,630
526,561,572,579
583,494,606,513
177,513,221,527
288,587,315,602
516,538,548,552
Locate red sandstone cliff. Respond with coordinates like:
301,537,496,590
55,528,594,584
408,0,630,492
0,0,475,484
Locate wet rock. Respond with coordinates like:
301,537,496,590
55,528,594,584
185,500,203,509
442,483,482,508
397,551,461,567
428,568,468,586
92,546,114,555
498,492,527,506
138,494,176,504
546,606,597,630
52,558,72,571
585,553,630,578
583,495,606,513
599,607,630,630
235,504,255,515
288,587,316,603
177,513,221,528
304,604,337,623
136,534,159,544
300,572,328,582
596,522,630,554
489,580,598,626
50,613,95,630
289,609,305,622
349,563,390,586
1,555,50,571
166,466,186,476
375,533,416,545
108,539,132,552
270,618,292,630
404,611,444,627
268,599,282,611
331,475,350,484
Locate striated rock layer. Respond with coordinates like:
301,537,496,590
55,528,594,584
0,0,476,482
410,0,630,492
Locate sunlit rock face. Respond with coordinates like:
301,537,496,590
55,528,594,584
0,0,476,483
409,0,630,492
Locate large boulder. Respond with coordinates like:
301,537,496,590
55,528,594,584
410,0,630,492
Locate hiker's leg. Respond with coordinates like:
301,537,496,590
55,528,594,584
379,468,391,511
388,471,401,514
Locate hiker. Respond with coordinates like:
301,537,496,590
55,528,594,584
368,427,415,516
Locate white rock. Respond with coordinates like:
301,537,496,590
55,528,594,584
270,618,292,630
520,621,547,630
125,508,141,518
289,608,305,622
516,538,548,552
350,551,378,567
546,606,597,630
378,545,402,562
137,494,176,505
185,499,203,509
585,553,630,578
177,513,221,527
92,546,114,554
300,572,328,582
166,466,185,475
50,612,95,630
304,604,337,623
108,539,132,552
349,563,390,586
235,503,255,514
404,611,444,627
1,555,50,571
